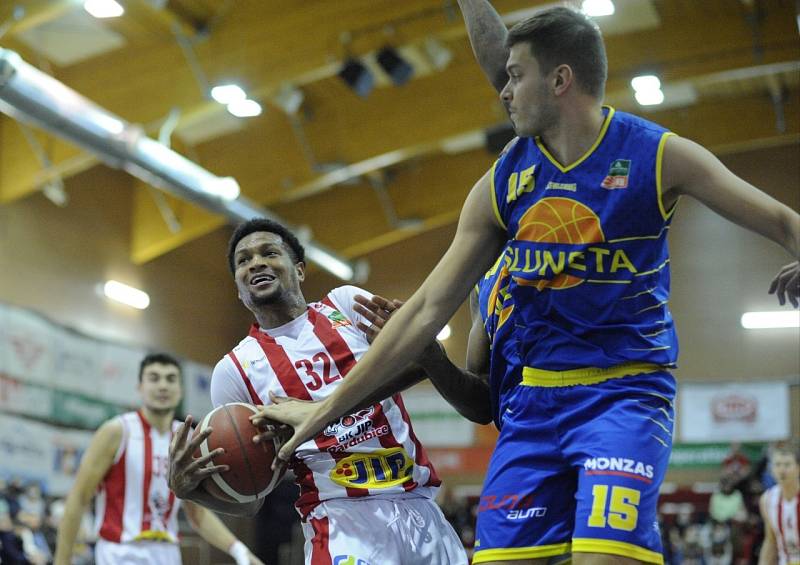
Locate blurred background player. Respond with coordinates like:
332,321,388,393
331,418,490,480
54,353,261,565
759,444,800,565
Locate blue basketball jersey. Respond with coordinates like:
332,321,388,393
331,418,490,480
491,107,679,371
476,247,520,426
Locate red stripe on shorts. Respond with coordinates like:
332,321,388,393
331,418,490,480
309,516,332,565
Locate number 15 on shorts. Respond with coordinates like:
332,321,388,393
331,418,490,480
588,485,640,531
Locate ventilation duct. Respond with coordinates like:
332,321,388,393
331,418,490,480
0,48,366,281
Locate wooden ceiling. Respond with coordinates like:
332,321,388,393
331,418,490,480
0,0,798,275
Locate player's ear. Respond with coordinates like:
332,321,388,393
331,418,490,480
553,64,573,96
296,261,306,282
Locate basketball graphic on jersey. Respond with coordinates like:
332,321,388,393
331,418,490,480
515,197,604,290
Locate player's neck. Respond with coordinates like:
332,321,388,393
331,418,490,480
541,102,605,167
254,294,308,329
140,407,175,433
780,479,799,500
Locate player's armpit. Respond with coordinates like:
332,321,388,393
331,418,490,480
662,135,800,258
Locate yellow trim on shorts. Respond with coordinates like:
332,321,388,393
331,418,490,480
489,159,507,230
572,538,664,564
473,542,572,563
656,131,677,221
521,362,665,387
132,530,176,543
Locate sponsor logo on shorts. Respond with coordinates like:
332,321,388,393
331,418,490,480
583,456,655,481
479,493,548,520
333,557,370,565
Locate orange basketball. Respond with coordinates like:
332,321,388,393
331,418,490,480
194,403,285,503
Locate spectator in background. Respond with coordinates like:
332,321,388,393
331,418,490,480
16,508,51,565
723,442,752,492
710,475,748,524
1,496,30,564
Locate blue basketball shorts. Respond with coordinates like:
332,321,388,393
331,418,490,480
473,368,675,564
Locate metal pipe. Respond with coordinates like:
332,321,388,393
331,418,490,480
0,48,366,281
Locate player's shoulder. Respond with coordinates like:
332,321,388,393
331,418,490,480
612,108,670,137
94,417,124,449
324,285,372,309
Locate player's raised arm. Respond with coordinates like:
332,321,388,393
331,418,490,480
263,167,506,463
54,420,122,565
457,0,510,93
662,135,800,306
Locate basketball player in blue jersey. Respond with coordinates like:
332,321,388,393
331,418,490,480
263,4,800,565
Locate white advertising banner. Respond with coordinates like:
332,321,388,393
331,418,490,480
399,386,475,447
0,301,213,421
0,413,93,496
678,381,791,443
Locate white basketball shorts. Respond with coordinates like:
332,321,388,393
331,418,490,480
95,539,182,565
301,496,467,565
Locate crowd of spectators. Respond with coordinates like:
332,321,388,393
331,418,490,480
0,477,92,565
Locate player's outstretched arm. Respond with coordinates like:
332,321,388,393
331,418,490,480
262,168,506,465
54,420,121,565
757,492,778,564
663,135,800,307
183,501,264,565
457,0,509,93
168,416,263,517
353,292,491,424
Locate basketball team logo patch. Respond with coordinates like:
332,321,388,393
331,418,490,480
327,310,351,328
601,159,631,189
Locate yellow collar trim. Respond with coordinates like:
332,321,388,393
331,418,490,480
535,105,615,173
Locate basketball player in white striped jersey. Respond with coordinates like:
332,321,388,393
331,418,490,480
168,218,468,565
54,353,261,565
760,444,800,565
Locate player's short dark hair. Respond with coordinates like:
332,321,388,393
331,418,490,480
506,6,607,99
227,218,306,273
138,353,182,382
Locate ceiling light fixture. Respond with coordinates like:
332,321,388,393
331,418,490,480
582,0,615,17
338,58,375,97
104,280,150,310
83,0,124,19
437,325,452,341
631,74,665,106
376,46,414,86
227,99,262,118
741,311,800,329
210,84,246,105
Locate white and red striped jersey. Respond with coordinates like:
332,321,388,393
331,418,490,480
211,285,441,518
764,484,800,565
94,411,181,543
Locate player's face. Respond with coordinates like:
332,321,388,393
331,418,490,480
138,362,182,413
771,452,800,485
233,231,305,311
500,43,557,137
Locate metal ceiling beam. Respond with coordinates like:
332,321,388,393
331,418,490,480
0,48,365,281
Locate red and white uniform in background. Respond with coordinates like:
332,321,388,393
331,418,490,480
212,286,467,564
764,484,800,565
94,411,181,546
